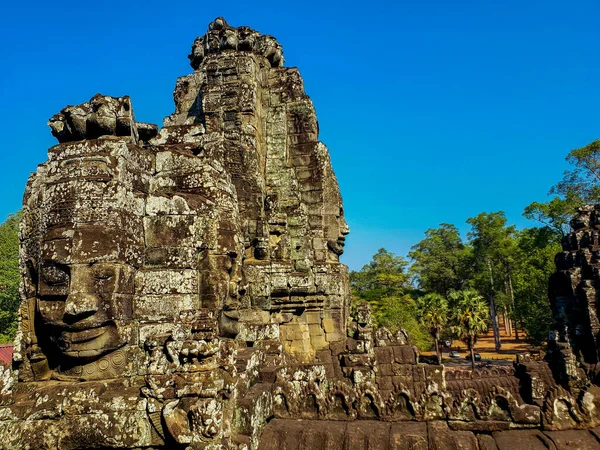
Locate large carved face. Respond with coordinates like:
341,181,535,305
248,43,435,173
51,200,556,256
326,205,350,258
36,224,135,364
21,138,147,379
322,167,350,260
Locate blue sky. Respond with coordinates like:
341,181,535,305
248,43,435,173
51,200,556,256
1,0,599,271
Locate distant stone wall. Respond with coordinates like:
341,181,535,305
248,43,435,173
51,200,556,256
259,419,600,450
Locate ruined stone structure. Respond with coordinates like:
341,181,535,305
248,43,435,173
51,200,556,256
2,17,600,449
548,206,600,388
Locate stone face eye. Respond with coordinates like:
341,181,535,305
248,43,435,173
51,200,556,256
92,264,114,280
95,271,113,280
41,264,69,286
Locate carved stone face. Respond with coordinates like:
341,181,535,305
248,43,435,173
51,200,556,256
326,206,350,257
22,137,147,380
37,226,134,364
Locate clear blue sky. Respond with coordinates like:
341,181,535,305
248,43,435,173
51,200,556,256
2,0,599,271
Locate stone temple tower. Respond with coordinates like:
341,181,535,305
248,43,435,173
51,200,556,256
156,16,352,360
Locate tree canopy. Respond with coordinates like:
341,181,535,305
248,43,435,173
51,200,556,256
409,224,471,298
408,212,557,349
525,138,600,234
350,248,431,350
415,293,448,363
351,248,408,299
0,212,21,343
449,289,489,369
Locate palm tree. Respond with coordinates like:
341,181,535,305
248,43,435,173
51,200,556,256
449,289,489,370
416,293,448,364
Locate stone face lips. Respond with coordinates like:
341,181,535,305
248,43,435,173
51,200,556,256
4,16,600,450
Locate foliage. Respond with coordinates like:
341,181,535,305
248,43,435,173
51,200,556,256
551,139,600,203
449,289,489,368
0,212,21,343
355,210,559,354
466,211,518,350
523,197,577,237
467,212,517,273
449,290,489,343
512,227,559,344
350,248,431,351
415,293,448,363
374,295,432,350
351,248,408,299
524,139,600,235
409,224,472,297
416,293,448,338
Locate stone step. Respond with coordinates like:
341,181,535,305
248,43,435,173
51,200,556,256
236,383,274,438
235,347,263,373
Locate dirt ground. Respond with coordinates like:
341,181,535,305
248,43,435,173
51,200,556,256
422,318,540,367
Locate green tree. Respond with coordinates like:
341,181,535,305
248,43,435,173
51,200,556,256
350,249,431,350
524,139,600,235
512,227,559,344
0,212,21,343
409,224,472,298
519,139,600,344
374,294,432,350
416,293,448,364
551,139,600,203
449,289,489,370
467,212,517,350
523,197,575,238
351,248,409,300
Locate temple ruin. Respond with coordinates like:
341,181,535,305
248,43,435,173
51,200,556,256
2,17,600,450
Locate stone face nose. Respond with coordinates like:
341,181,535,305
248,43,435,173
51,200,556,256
340,219,350,236
63,293,99,321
